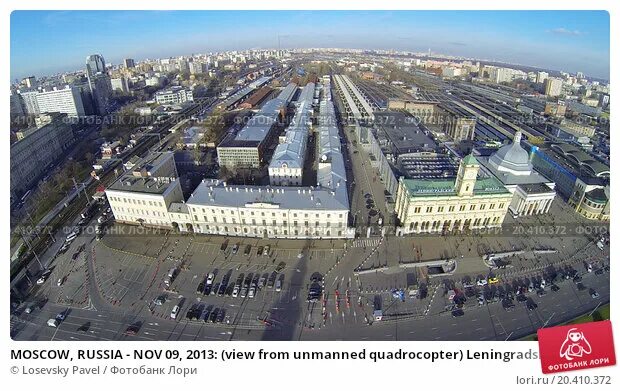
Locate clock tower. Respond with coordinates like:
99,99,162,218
455,154,479,196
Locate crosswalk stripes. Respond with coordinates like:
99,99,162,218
351,238,381,248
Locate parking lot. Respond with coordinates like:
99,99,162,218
12,186,610,342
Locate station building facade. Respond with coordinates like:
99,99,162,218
395,155,513,234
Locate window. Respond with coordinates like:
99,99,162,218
414,207,421,213
470,205,475,211
438,206,444,213
480,204,485,210
449,206,455,212
459,205,465,211
499,203,505,209
490,204,495,210
426,206,433,213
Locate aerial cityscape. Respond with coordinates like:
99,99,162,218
9,10,610,341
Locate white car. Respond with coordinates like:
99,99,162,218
47,319,59,328
232,286,239,298
275,280,282,292
170,305,180,319
248,287,256,298
476,279,487,286
540,279,546,289
206,273,215,285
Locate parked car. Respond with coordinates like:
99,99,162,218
232,244,239,254
244,245,251,255
170,305,180,319
47,318,59,328
154,295,166,306
263,245,270,256
257,246,264,256
275,279,282,292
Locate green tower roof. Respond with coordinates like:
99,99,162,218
462,154,479,166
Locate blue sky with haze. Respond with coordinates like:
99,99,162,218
10,10,610,80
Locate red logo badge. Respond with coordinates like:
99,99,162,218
538,320,616,374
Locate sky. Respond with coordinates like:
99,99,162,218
10,10,610,80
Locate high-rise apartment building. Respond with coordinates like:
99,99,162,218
36,86,85,117
544,77,563,97
86,53,112,115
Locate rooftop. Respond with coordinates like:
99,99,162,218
374,111,437,155
108,175,178,195
231,83,298,143
518,183,555,195
269,83,315,170
187,180,349,211
397,152,458,179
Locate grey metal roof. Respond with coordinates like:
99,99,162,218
269,83,315,170
187,180,349,211
478,155,551,186
234,83,298,142
315,78,348,207
219,76,271,108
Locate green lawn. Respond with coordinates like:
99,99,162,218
520,303,610,341
565,303,610,325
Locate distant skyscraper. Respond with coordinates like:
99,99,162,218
86,53,112,115
22,76,36,88
86,54,106,77
544,77,563,97
536,71,548,84
123,58,135,69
